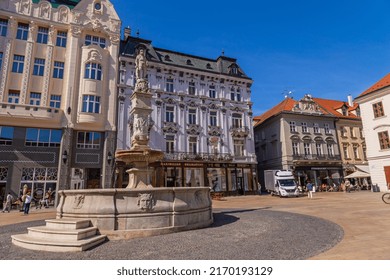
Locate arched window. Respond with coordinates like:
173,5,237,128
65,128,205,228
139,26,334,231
85,62,102,80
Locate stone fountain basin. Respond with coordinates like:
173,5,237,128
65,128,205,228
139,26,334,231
56,187,213,240
115,149,164,163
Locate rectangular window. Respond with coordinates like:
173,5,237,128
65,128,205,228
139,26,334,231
359,128,364,138
234,139,244,156
25,128,61,147
29,92,41,106
327,144,334,156
373,102,385,118
350,127,356,138
0,52,3,69
209,86,216,98
230,89,235,101
77,131,101,149
210,111,217,126
292,142,299,155
166,78,174,92
232,113,242,128
316,143,322,156
84,63,102,80
304,143,311,156
53,61,64,79
12,55,24,73
16,23,29,40
313,123,319,133
33,58,45,76
0,126,14,145
0,19,8,37
8,92,20,104
301,122,308,133
341,126,347,137
343,145,349,159
188,82,195,95
236,89,241,102
353,145,359,159
56,31,67,47
165,106,174,122
189,137,197,154
324,123,330,134
85,35,106,48
37,27,48,44
290,121,296,133
165,135,174,153
50,95,61,108
378,131,390,150
188,108,196,124
82,95,100,113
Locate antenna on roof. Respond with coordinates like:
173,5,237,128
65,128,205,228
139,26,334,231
136,29,140,38
221,49,225,56
283,89,294,99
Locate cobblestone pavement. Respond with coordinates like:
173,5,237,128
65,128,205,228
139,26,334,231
0,208,342,260
1,191,387,260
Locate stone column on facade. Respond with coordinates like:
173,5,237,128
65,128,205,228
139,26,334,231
0,16,16,102
20,21,37,104
41,25,55,107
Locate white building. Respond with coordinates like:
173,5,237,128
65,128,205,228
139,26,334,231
355,73,390,191
0,0,121,204
117,33,258,195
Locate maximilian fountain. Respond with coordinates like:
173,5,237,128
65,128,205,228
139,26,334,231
11,47,213,252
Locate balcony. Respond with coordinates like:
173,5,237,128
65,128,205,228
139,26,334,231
230,126,250,137
292,154,342,161
0,103,63,126
164,152,233,162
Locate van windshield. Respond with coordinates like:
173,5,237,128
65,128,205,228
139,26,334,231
278,179,295,187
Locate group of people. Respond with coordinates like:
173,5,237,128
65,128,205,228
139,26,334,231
304,178,367,199
2,187,53,215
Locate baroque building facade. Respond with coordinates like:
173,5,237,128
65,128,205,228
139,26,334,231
116,33,258,195
0,0,120,204
254,95,344,189
355,73,390,191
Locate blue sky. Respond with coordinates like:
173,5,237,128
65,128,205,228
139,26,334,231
111,0,390,116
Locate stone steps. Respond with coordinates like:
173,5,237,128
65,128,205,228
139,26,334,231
11,219,106,252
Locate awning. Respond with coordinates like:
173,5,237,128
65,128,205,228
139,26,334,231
355,165,370,173
344,170,370,179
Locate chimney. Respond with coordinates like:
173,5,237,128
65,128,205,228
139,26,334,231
347,94,353,107
124,26,131,40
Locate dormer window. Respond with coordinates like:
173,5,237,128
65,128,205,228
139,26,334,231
186,59,192,65
342,106,347,116
164,55,171,61
94,1,102,14
206,63,212,69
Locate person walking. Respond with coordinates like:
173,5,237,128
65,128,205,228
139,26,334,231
23,192,32,215
2,192,13,213
306,181,314,199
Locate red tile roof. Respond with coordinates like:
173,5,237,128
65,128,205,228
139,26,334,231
358,72,390,98
313,97,360,120
253,98,297,126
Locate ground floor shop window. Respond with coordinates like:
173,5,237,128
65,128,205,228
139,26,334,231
185,168,204,187
207,168,227,192
20,167,57,203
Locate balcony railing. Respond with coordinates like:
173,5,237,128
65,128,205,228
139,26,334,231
164,152,233,162
292,154,341,161
229,126,250,137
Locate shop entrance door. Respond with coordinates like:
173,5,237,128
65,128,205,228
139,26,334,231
385,166,390,190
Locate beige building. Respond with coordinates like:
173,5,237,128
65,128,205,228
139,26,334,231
254,95,343,189
0,0,120,205
313,96,368,182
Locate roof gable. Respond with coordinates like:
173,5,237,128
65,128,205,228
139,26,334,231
358,72,390,98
